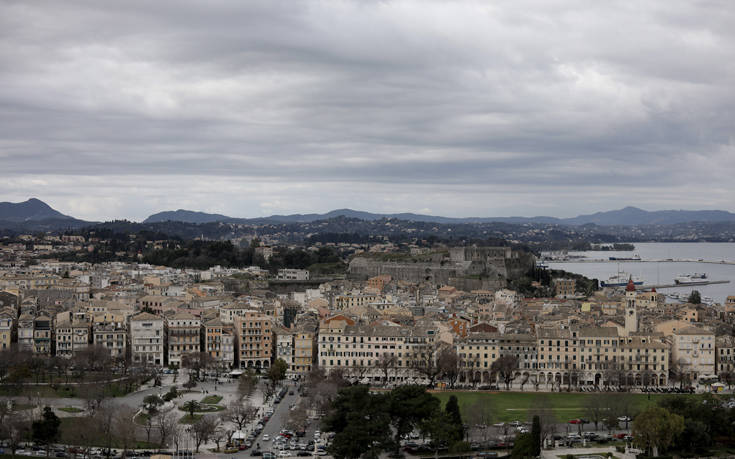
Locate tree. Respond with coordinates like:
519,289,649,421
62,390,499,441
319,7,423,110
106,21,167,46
157,411,178,450
389,385,442,451
225,400,257,431
183,400,200,418
408,343,442,388
322,385,392,459
465,398,494,442
420,410,458,454
445,395,464,443
491,355,518,390
144,394,164,415
688,290,702,304
632,406,684,457
511,433,535,459
267,358,288,396
529,394,556,448
531,415,541,456
113,407,138,458
584,395,606,430
376,354,397,386
32,407,61,456
437,347,461,389
237,369,258,400
190,416,218,452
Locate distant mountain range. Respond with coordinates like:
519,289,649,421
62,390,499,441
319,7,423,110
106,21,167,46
4,199,735,231
143,205,735,226
0,198,90,231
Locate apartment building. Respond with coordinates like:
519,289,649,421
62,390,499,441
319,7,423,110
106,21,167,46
17,313,34,350
130,312,165,366
167,311,201,368
457,332,537,384
0,310,13,350
276,269,309,281
335,294,380,309
293,324,317,375
55,319,90,358
716,335,735,376
669,326,715,383
204,317,234,369
93,322,127,359
275,327,295,376
318,321,439,384
33,315,53,355
234,311,273,369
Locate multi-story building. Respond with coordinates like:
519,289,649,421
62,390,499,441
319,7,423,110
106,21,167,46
55,320,90,358
17,313,34,351
318,321,440,384
276,269,309,281
457,332,537,385
293,324,317,376
33,315,53,355
204,318,234,369
334,294,380,310
234,311,273,369
167,312,201,368
553,278,576,298
130,312,165,366
93,322,127,359
275,327,295,376
0,310,13,350
669,326,715,383
716,335,735,376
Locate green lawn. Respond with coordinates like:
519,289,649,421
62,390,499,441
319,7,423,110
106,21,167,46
200,395,223,404
433,391,678,423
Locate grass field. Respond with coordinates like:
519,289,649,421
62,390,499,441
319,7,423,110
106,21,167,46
433,391,676,423
200,395,223,404
179,413,204,424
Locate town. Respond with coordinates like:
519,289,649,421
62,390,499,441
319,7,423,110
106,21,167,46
1,232,735,459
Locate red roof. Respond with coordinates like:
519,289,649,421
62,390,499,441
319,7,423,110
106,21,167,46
651,287,656,293
625,277,636,292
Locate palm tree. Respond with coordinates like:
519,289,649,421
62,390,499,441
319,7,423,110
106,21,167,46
183,400,200,418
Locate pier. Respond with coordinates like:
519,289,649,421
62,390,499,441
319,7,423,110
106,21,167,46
549,258,735,265
636,279,730,290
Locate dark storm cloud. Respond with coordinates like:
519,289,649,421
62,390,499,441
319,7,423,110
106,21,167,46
0,0,734,220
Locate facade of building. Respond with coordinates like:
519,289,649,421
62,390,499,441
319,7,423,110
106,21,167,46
0,311,13,350
205,317,233,368
670,326,715,382
93,322,127,359
55,320,90,358
130,312,166,366
234,311,273,369
716,335,735,376
167,312,201,368
33,315,53,355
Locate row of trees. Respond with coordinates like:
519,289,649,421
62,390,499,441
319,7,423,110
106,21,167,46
322,385,464,459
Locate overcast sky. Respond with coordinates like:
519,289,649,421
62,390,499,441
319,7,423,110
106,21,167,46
1,1,734,221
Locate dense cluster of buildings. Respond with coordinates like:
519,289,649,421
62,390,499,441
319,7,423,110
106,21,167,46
1,240,735,390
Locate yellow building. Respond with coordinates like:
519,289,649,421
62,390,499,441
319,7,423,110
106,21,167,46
234,311,273,369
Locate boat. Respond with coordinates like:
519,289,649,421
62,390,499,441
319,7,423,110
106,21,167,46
608,253,641,261
674,274,708,285
600,272,644,287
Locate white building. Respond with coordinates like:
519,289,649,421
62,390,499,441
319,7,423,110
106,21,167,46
130,312,166,366
276,269,310,281
670,326,715,383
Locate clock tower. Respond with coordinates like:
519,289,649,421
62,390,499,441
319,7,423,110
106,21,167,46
624,277,637,336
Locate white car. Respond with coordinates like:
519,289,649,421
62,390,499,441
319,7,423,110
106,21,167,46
279,451,290,457
263,434,270,441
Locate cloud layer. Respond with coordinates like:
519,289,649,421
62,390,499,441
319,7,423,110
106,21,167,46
1,0,734,220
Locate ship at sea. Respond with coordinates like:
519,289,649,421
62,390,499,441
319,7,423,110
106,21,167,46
674,273,708,285
600,272,644,287
608,253,641,261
